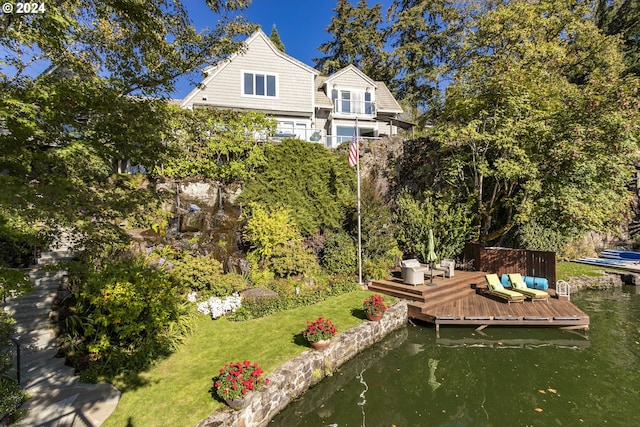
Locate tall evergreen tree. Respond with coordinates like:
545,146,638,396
314,0,392,82
595,0,640,76
269,23,285,52
387,0,461,123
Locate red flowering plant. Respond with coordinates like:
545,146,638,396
213,360,269,401
363,294,388,315
302,316,337,343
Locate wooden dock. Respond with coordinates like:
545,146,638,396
368,271,590,336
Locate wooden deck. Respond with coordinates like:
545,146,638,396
369,270,590,336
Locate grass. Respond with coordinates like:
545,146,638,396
103,290,394,427
556,261,608,281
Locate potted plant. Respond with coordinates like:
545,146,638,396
302,316,337,350
363,294,388,321
213,360,269,409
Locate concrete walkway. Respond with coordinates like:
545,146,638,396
4,244,120,426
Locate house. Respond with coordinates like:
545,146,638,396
181,30,406,148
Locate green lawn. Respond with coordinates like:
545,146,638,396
104,290,392,427
556,261,608,281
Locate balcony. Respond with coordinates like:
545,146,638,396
333,100,376,117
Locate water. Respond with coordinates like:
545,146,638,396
270,286,640,426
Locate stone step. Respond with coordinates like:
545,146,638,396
8,309,50,324
16,381,121,427
13,348,59,365
23,367,79,391
27,268,67,278
14,328,57,350
37,251,75,265
5,296,56,313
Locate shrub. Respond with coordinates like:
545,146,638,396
167,253,245,296
65,255,195,379
243,204,301,263
270,241,317,278
321,232,356,274
0,267,33,302
363,257,392,281
227,275,358,321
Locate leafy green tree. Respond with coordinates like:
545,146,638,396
595,0,640,76
269,23,285,52
315,0,393,82
154,108,275,182
432,0,640,245
239,139,354,235
322,231,357,274
396,190,473,261
347,178,400,280
0,1,255,261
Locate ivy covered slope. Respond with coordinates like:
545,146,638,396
239,138,353,235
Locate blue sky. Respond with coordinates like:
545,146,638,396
174,0,393,98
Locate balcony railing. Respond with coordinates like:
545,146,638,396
269,128,381,149
333,100,376,116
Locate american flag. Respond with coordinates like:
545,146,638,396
348,129,358,167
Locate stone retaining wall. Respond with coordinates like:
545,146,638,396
195,300,409,427
565,273,623,292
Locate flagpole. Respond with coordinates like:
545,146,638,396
356,117,363,286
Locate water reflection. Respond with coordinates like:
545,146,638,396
270,286,640,426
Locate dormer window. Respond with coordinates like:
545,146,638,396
331,87,375,115
243,71,277,97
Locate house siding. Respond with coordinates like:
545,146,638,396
181,31,405,149
328,68,374,90
184,35,315,115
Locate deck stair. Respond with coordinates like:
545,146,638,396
368,271,487,318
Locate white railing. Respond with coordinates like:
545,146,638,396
269,128,382,149
333,100,376,116
271,128,324,143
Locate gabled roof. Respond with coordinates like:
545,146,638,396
182,29,318,108
314,65,403,114
324,64,376,88
202,29,318,77
314,75,333,109
374,81,403,114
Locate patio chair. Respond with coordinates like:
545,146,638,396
435,258,455,278
400,259,428,285
507,273,550,303
484,274,525,304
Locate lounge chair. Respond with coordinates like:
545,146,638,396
484,274,525,304
507,273,550,303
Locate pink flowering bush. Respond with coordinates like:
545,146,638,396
213,360,269,400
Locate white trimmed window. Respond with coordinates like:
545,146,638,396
243,71,277,97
